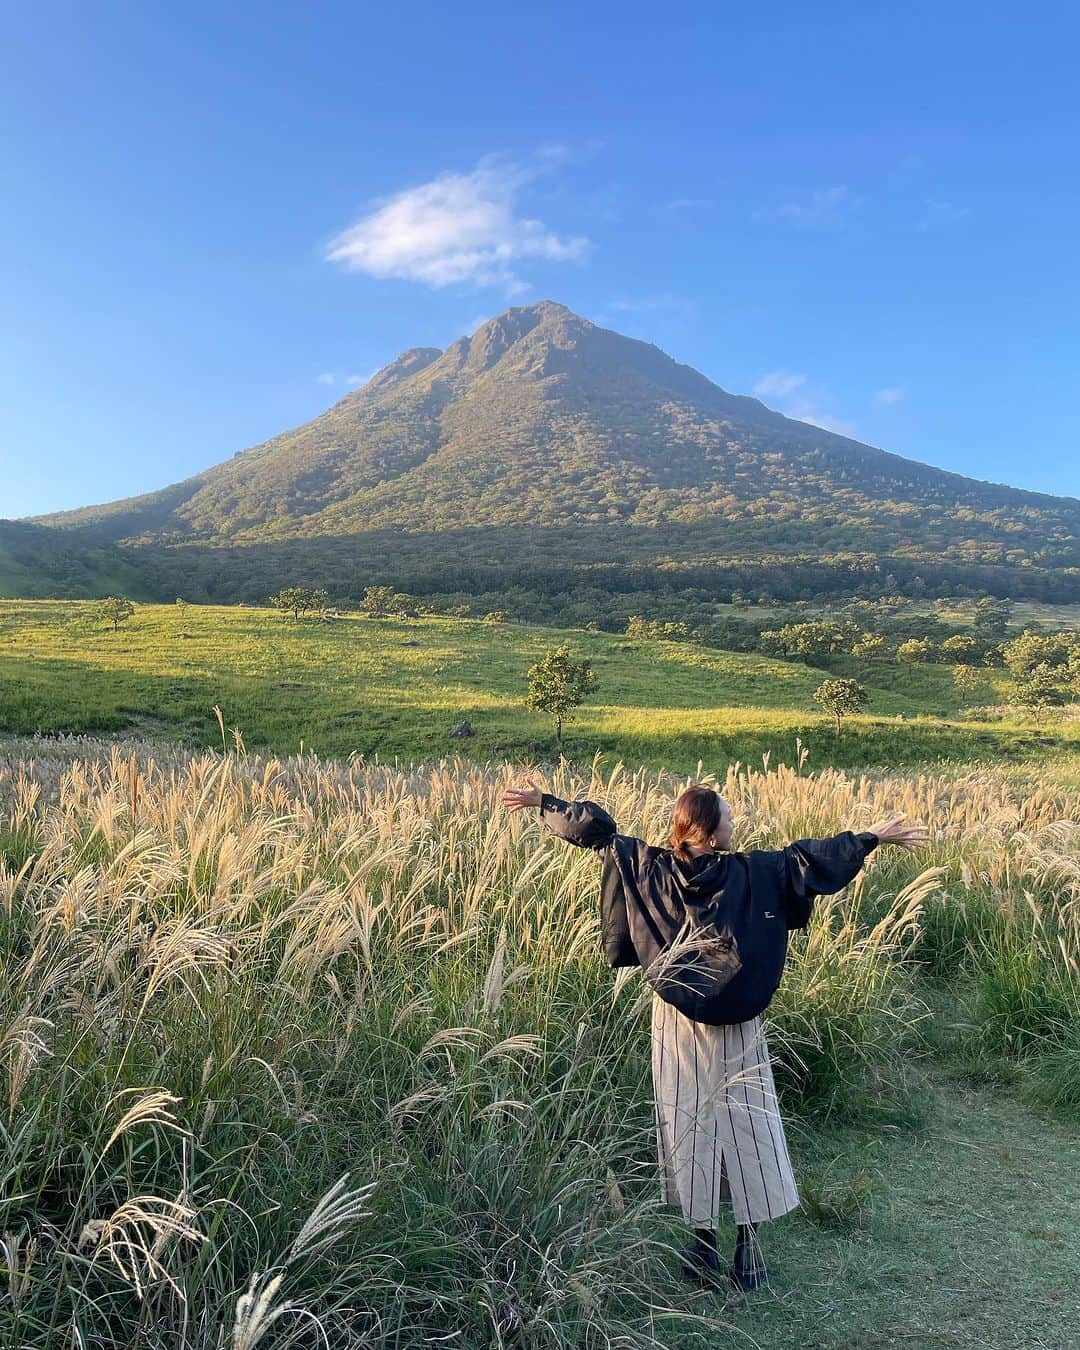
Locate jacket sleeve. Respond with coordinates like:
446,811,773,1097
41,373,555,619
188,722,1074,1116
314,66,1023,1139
537,792,618,852
780,830,879,930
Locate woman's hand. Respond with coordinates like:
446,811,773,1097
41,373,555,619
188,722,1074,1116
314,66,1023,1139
866,815,931,852
501,776,543,812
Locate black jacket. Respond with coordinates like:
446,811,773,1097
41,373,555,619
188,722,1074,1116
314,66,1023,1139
538,792,878,1024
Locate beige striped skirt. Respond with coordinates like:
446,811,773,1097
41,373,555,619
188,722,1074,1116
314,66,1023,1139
651,991,800,1226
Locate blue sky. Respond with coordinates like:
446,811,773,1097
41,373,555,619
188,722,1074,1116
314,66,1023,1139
2,1,1077,518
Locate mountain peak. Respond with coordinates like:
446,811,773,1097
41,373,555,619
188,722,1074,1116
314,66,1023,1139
466,301,582,369
482,299,574,325
363,346,442,395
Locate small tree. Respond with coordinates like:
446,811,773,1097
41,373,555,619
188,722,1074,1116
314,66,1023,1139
99,595,135,631
526,643,598,745
813,678,869,736
851,632,886,659
269,587,298,620
269,586,323,620
1002,631,1072,679
952,663,982,698
940,634,980,665
897,638,935,665
361,585,397,618
1013,662,1065,727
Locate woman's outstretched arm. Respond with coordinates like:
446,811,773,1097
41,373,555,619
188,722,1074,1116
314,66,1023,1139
781,814,930,929
501,776,618,852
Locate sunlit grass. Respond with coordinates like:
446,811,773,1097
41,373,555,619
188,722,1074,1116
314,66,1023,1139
1,599,1074,773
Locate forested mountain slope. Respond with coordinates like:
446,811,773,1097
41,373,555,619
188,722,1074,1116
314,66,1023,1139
13,301,1080,608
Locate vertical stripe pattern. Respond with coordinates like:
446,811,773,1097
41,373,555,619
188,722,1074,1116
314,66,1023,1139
650,991,799,1226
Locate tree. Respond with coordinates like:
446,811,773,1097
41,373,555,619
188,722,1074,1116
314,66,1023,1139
972,597,1013,641
952,663,982,698
526,643,598,745
98,595,135,631
361,585,397,617
624,615,695,643
269,586,327,620
851,632,886,659
1001,631,1073,679
813,678,869,736
940,634,980,665
1013,662,1066,726
897,638,935,664
764,621,853,665
1069,646,1080,697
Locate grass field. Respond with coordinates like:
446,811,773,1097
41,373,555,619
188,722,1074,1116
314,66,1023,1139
1,600,1076,773
0,739,1076,1347
2,598,1078,1345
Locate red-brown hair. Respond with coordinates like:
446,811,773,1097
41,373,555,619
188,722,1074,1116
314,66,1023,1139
666,785,723,862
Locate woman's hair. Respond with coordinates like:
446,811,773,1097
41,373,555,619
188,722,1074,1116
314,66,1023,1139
666,785,723,862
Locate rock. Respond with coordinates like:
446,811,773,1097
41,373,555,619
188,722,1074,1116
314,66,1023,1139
450,720,475,738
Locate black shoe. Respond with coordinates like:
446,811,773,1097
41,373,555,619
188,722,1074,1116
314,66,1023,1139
679,1230,723,1285
730,1225,767,1291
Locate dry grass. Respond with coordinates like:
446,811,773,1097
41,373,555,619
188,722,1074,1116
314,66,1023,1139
0,735,1076,1346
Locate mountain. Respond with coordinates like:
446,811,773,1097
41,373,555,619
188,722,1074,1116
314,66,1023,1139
12,301,1080,614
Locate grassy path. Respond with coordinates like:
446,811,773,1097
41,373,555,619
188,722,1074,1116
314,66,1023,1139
683,1071,1080,1348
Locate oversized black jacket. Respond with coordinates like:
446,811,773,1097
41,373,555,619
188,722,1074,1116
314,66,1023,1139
538,792,878,1023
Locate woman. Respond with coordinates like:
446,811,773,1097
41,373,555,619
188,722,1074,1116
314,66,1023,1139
500,777,928,1291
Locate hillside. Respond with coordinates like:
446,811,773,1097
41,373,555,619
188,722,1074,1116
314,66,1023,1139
12,301,1080,610
0,520,151,599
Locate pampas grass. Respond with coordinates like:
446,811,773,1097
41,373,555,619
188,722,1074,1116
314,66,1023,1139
0,736,1075,1345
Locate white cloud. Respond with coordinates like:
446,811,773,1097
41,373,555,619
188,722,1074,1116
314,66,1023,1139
876,386,905,404
755,185,862,228
325,154,590,292
918,198,970,231
316,372,335,385
346,371,374,387
753,369,856,436
753,370,808,399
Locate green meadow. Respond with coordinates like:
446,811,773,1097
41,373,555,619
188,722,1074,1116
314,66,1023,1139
1,599,1075,773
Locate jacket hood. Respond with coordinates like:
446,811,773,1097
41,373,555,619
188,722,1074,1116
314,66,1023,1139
671,851,730,895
